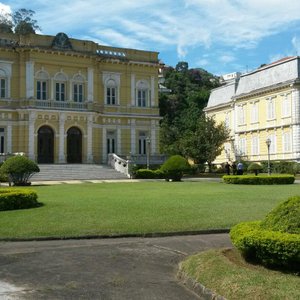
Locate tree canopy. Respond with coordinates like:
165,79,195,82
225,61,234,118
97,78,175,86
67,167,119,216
0,8,40,34
159,62,229,165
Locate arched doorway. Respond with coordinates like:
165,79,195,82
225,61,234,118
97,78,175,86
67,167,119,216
67,127,82,163
38,126,54,163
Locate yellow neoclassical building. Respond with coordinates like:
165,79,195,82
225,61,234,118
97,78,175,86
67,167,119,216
205,56,300,164
0,32,161,164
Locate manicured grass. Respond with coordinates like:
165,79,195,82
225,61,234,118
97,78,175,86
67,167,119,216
0,181,300,239
179,248,300,300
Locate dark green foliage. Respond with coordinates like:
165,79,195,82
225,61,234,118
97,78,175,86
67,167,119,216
222,175,295,185
159,62,221,164
1,155,40,186
13,9,40,34
135,169,164,179
247,162,263,175
260,161,299,175
230,221,300,270
261,196,300,234
0,10,13,33
160,155,190,181
0,189,40,211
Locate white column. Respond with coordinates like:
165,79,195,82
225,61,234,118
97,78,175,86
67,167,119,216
151,76,155,107
28,111,36,160
291,87,300,159
130,119,136,154
26,61,34,98
6,122,12,153
58,113,66,163
117,127,121,155
102,128,107,163
87,114,93,163
151,120,156,154
69,80,72,102
88,68,94,102
131,74,135,106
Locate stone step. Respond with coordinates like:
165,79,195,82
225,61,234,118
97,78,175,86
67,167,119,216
31,164,128,181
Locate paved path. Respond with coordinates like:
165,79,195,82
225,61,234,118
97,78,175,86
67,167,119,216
0,234,231,299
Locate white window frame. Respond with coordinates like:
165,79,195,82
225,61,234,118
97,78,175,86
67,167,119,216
105,79,117,105
138,132,147,155
239,137,247,156
136,80,150,107
267,98,275,120
37,80,47,100
54,72,68,102
251,135,259,156
0,77,6,98
282,132,291,153
238,105,246,125
282,95,291,118
251,102,259,123
72,74,85,103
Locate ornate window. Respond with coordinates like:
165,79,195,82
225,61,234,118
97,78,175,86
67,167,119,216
36,70,49,100
239,137,247,156
107,130,116,154
73,74,85,103
0,69,7,98
106,79,117,105
136,80,149,107
103,72,120,105
54,72,68,101
238,105,246,125
138,132,147,154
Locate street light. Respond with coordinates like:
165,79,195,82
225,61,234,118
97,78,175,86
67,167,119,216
266,138,271,175
146,136,151,169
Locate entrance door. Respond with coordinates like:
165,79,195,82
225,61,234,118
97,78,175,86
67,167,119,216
67,127,82,163
38,126,54,163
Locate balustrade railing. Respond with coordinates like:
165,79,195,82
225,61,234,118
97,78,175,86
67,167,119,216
108,153,131,178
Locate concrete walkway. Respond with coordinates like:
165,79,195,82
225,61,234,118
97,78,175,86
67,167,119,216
0,234,232,299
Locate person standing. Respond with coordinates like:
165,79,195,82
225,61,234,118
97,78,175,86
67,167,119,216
225,162,230,175
232,162,237,175
237,162,244,175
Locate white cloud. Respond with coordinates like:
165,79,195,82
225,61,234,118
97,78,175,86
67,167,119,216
3,0,300,62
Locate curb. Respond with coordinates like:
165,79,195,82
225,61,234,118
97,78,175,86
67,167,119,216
177,263,226,300
0,229,230,242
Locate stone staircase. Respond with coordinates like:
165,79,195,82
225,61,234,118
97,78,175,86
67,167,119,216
31,164,129,181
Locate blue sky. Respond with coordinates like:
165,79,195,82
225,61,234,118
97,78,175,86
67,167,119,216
2,0,300,76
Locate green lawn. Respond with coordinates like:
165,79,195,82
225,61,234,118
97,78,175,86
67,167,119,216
1,181,300,239
180,249,300,300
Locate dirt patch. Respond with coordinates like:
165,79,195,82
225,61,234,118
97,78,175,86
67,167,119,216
221,248,263,271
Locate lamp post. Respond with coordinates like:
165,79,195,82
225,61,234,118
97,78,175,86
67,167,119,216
146,136,151,169
266,138,271,176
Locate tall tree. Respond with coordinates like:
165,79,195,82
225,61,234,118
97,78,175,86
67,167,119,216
13,9,40,34
0,9,13,33
179,115,230,166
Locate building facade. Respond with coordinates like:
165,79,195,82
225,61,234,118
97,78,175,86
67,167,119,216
205,56,300,164
0,32,161,164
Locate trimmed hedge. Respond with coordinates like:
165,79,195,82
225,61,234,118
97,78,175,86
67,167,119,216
223,174,295,185
261,196,300,234
0,189,40,211
135,169,164,179
160,155,190,181
230,221,300,270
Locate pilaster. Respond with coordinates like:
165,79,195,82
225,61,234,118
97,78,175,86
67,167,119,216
88,68,94,102
28,111,36,160
87,114,93,163
131,74,135,106
130,119,136,154
58,113,66,163
26,61,34,98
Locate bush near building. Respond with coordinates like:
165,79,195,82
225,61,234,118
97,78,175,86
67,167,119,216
1,155,40,186
230,196,300,271
0,189,40,211
160,155,191,181
222,174,295,184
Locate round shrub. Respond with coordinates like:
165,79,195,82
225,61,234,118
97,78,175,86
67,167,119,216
247,162,263,175
0,189,40,211
230,221,300,270
160,155,190,181
230,196,300,270
1,155,40,186
223,174,295,185
261,196,300,234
